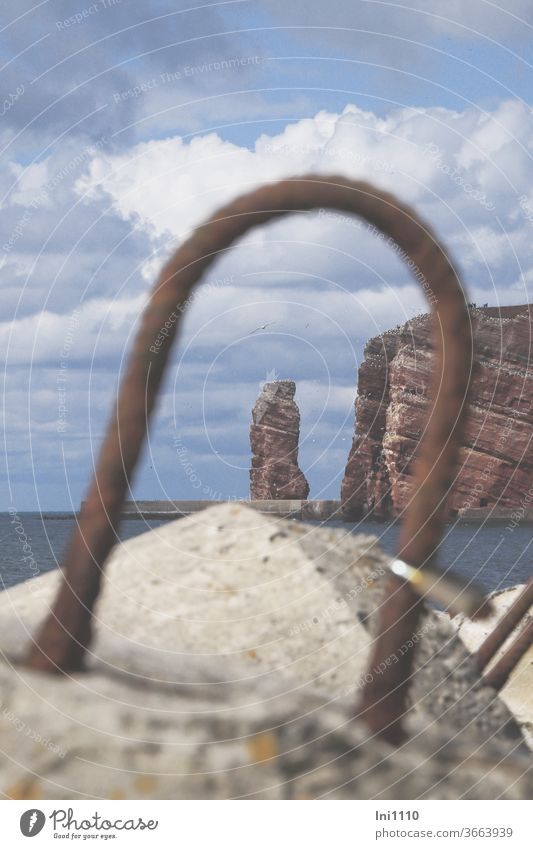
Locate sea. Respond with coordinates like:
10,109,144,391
0,512,531,593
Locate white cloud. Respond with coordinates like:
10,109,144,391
5,99,533,507
77,99,533,296
0,294,147,366
8,161,51,208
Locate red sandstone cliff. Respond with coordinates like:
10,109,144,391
250,380,310,500
341,306,533,519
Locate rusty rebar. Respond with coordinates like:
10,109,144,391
475,578,533,672
388,558,491,620
25,175,473,745
482,616,533,691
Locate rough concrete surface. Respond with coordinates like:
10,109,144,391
0,504,530,799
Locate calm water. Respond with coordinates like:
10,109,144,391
1,512,531,592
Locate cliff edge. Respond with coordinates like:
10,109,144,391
342,305,533,519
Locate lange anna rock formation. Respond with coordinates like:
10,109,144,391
250,380,310,500
341,305,533,520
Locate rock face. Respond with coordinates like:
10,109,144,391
0,504,531,800
342,305,533,519
250,380,309,499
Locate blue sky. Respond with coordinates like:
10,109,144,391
2,0,533,509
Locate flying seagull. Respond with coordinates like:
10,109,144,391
249,321,276,334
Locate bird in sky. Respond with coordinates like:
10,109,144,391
249,321,276,334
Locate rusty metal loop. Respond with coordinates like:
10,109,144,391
476,578,533,672
482,616,533,691
25,175,473,741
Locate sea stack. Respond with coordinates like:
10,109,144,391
341,330,401,520
250,380,310,499
341,305,533,520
